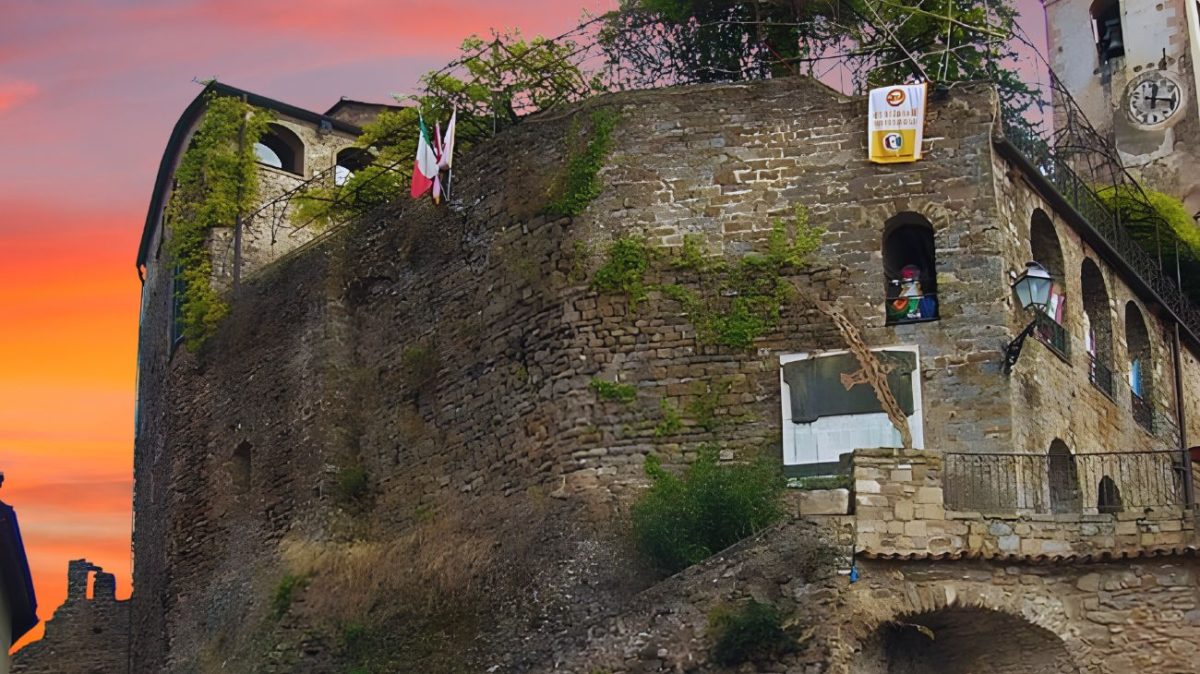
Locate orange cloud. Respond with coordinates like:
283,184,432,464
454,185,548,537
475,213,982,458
0,80,37,113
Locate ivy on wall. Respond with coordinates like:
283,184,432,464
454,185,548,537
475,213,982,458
166,93,272,349
591,206,824,349
545,107,621,217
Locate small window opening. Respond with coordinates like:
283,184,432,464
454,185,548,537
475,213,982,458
1030,210,1070,358
1098,475,1123,513
1047,440,1080,513
254,124,305,175
883,214,938,324
334,147,372,186
1125,301,1154,432
1092,0,1124,61
1081,259,1114,396
232,441,252,492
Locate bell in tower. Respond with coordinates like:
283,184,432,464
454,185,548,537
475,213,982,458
1100,17,1124,60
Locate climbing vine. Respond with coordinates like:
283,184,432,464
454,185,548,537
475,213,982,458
545,107,620,217
589,207,823,348
166,93,272,349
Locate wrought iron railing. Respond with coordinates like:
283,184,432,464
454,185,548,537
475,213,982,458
943,450,1185,513
1088,355,1114,398
1033,312,1070,360
1131,393,1154,433
999,106,1200,345
885,293,939,325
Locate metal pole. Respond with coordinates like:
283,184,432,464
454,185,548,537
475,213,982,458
1173,323,1192,507
232,95,248,293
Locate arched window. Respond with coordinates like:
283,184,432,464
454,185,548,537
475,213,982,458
1091,0,1124,61
1098,475,1123,514
231,440,252,492
1125,301,1153,431
254,123,305,175
1080,259,1114,396
1047,440,1079,514
1030,210,1069,357
334,147,372,186
883,213,938,324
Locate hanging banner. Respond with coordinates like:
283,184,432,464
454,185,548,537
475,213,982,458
868,83,927,164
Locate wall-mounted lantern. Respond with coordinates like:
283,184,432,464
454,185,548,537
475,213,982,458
1003,262,1054,374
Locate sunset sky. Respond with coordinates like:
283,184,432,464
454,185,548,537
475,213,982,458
0,0,1045,652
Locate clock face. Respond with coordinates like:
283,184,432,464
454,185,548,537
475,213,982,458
1127,72,1183,128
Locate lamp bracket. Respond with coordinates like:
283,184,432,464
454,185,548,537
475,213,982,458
1003,318,1039,375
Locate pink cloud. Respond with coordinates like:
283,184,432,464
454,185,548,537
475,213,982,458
0,80,37,113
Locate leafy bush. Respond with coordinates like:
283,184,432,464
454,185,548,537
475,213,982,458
590,378,637,403
708,600,794,666
631,445,785,574
1096,184,1200,304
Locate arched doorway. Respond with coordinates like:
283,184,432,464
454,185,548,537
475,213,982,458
854,607,1079,673
1125,301,1153,431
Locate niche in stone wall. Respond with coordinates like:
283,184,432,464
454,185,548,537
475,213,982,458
231,440,252,492
779,346,924,477
1047,439,1080,514
882,213,939,325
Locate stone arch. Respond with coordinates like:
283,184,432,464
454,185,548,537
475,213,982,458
1030,209,1066,324
254,123,305,175
1080,259,1114,393
1048,439,1080,513
853,606,1080,673
335,146,372,186
883,212,938,324
1124,301,1153,430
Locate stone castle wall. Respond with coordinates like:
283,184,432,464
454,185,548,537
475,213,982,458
12,560,130,674
112,75,1200,672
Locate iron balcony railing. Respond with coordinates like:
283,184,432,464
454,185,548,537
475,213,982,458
1131,393,1154,433
998,115,1200,344
943,450,1185,514
1033,312,1070,360
1088,354,1114,398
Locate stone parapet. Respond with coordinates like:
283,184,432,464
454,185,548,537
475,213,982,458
852,447,1197,560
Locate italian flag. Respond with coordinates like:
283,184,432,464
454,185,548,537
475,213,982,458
410,113,439,199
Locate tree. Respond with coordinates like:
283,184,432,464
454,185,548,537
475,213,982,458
292,30,600,228
603,0,1034,109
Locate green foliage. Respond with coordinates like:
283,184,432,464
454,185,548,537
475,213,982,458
336,465,370,505
607,1,1034,114
708,600,794,666
546,108,621,217
593,236,654,309
166,93,272,348
631,445,785,574
273,574,308,618
664,207,823,348
293,29,600,227
654,397,683,437
590,378,638,403
767,206,823,268
1096,184,1200,304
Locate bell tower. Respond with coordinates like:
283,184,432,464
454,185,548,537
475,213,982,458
1045,0,1200,215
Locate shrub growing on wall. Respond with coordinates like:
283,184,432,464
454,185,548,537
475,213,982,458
166,93,272,348
631,445,785,574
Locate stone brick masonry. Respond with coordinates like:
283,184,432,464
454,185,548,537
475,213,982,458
17,74,1198,672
